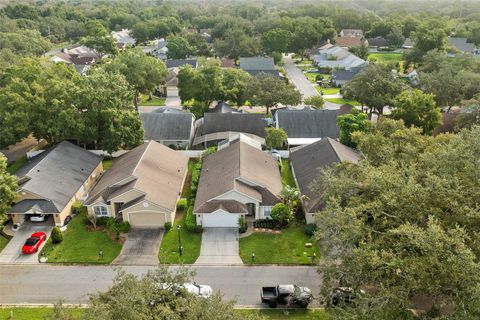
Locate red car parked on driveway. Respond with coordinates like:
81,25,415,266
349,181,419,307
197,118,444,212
22,232,47,254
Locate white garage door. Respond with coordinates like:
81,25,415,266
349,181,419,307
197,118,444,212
202,212,240,227
128,211,165,227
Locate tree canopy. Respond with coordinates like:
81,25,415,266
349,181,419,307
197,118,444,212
0,155,18,226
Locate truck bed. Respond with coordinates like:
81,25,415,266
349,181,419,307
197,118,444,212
261,287,277,299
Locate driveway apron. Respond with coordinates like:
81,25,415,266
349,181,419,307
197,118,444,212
195,228,243,265
112,228,163,266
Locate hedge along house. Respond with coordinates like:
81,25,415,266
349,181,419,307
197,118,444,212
8,141,103,227
84,141,188,228
194,139,282,227
289,138,360,224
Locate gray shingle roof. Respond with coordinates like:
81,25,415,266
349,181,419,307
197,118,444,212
197,113,266,137
140,111,194,141
448,37,475,53
239,56,276,71
9,199,58,214
290,138,360,213
275,109,339,139
195,200,248,214
332,65,365,81
207,101,239,114
14,141,102,212
166,59,197,69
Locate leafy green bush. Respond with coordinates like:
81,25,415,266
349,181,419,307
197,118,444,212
115,221,131,233
51,227,63,244
71,201,83,215
164,221,172,231
304,223,317,236
177,198,187,211
239,216,248,233
95,216,111,226
185,206,197,232
270,203,293,227
253,219,279,229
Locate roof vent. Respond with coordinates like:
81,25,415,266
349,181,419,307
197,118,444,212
37,169,40,172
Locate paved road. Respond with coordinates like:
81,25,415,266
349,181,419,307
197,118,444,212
283,56,319,99
195,228,243,265
0,265,321,306
0,136,43,165
113,228,163,266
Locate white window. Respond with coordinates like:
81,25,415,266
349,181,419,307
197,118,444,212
263,206,273,218
93,206,108,217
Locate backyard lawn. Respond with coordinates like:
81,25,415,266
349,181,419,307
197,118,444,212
281,159,296,188
159,159,202,264
139,94,166,106
239,223,320,265
6,156,27,174
0,308,330,320
41,209,122,264
325,97,361,106
368,52,403,64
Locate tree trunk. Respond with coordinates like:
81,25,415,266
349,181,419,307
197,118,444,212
134,91,139,112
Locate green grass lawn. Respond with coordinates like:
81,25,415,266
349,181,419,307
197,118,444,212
0,307,329,320
281,160,296,188
6,156,27,174
305,72,318,83
0,234,10,253
41,209,122,264
325,97,361,106
294,59,313,65
102,159,113,170
159,159,201,264
239,223,320,265
368,52,403,64
316,87,340,95
139,94,166,106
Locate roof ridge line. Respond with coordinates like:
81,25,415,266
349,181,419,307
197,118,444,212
132,141,152,175
327,138,342,162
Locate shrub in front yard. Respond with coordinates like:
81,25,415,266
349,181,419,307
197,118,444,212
176,198,187,211
185,206,198,232
239,217,247,233
253,219,279,229
304,223,317,236
51,227,63,244
164,221,172,231
71,201,83,215
270,203,293,227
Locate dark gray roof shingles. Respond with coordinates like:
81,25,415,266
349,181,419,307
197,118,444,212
276,109,339,139
198,113,266,138
140,112,194,141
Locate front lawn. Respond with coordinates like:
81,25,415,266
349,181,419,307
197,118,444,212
6,156,27,174
368,52,403,64
0,234,10,253
325,97,361,106
239,223,320,265
305,72,318,83
139,94,166,106
316,87,340,95
41,209,122,264
0,307,84,320
235,308,330,319
281,160,296,188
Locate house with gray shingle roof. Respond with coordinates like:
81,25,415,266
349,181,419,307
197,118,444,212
447,37,479,56
239,56,280,77
274,109,339,146
290,138,360,223
312,45,366,71
9,141,103,227
194,140,282,227
139,108,195,148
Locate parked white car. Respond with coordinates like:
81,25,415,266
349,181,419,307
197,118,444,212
30,214,47,222
183,283,213,298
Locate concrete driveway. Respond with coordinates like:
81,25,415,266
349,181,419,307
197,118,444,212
0,219,53,265
195,228,243,265
112,228,163,266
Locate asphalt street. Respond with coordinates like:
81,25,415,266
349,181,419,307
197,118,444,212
283,56,319,99
0,265,321,306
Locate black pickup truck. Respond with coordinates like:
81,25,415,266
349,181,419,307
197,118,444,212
261,284,313,308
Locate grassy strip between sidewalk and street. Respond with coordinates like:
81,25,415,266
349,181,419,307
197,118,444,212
0,307,330,320
41,209,122,264
239,223,320,265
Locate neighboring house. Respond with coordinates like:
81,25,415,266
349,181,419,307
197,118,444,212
51,45,101,74
220,58,236,68
143,38,168,60
405,69,419,86
111,29,136,48
331,65,366,86
335,36,368,48
290,138,360,223
447,37,479,56
199,28,212,43
402,38,414,49
84,141,188,228
207,101,241,114
9,141,103,227
166,59,198,69
239,56,280,77
339,29,364,38
139,108,195,148
367,36,389,47
312,45,366,70
193,140,283,227
274,109,339,146
193,113,267,147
